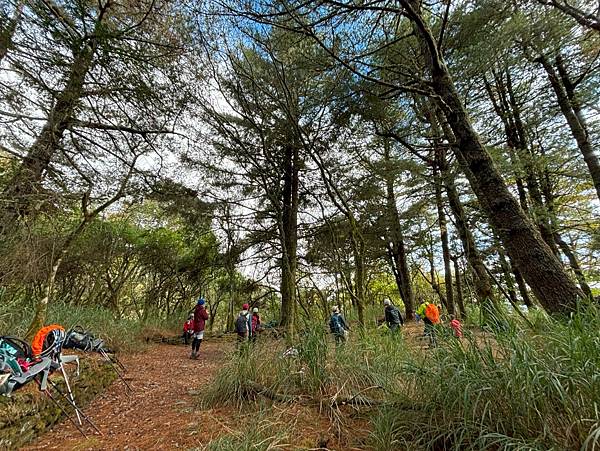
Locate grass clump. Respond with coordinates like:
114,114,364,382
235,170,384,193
0,302,184,352
367,306,600,450
198,416,290,451
204,307,600,450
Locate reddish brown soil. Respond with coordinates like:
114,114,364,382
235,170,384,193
24,341,233,450
22,340,365,450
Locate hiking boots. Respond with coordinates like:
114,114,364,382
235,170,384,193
190,351,197,359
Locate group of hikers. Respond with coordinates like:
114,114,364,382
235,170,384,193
329,298,463,347
182,296,462,358
183,298,262,359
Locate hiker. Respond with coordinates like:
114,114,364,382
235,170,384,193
416,301,440,347
383,299,404,333
182,314,194,345
190,298,209,359
329,305,349,345
250,307,261,342
236,303,250,344
450,316,463,338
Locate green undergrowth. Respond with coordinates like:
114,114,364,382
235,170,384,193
197,413,291,451
202,306,600,450
0,302,184,352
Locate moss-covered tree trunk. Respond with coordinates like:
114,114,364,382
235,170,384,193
404,0,583,314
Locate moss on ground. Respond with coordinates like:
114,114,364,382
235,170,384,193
0,358,117,449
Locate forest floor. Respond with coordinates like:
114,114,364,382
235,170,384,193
22,334,377,451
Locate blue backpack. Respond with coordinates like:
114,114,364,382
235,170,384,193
329,314,343,334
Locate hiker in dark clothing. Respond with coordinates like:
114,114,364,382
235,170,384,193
235,303,250,345
383,299,404,333
191,298,209,359
329,306,349,345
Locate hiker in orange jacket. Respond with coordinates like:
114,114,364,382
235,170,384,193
416,301,439,347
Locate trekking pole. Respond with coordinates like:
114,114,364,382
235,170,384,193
37,381,88,438
59,362,82,425
99,350,133,393
109,352,127,373
47,379,102,435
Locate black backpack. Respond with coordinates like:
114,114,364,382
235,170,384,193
64,326,108,353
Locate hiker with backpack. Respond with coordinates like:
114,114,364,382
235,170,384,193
250,307,261,342
182,314,194,345
416,301,440,347
191,298,209,359
329,305,349,345
236,303,251,344
383,299,404,333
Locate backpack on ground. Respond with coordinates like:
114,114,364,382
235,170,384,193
64,326,108,353
425,303,440,324
31,324,66,359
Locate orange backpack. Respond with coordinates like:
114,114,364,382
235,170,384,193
425,304,440,324
31,324,65,357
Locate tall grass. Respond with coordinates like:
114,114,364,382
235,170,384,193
202,306,600,450
0,302,184,352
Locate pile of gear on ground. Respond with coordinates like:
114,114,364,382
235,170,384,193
0,325,129,437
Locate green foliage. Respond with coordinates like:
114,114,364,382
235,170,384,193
0,302,182,352
199,414,290,451
205,308,600,450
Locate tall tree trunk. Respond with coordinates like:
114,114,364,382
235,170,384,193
538,150,594,298
351,233,366,325
0,0,23,62
404,0,583,313
433,150,455,315
383,144,415,319
484,70,559,256
451,256,466,319
439,148,495,306
279,145,299,336
537,54,600,202
497,244,519,305
2,40,96,227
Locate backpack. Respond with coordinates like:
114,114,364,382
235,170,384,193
387,306,401,324
0,336,32,376
329,314,343,334
235,313,248,334
64,326,107,353
31,324,65,358
425,303,440,324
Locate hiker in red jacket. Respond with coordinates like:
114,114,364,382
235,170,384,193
191,298,209,359
182,314,194,345
250,307,261,342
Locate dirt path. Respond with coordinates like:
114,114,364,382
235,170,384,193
24,341,232,451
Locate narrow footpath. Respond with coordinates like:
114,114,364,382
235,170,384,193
24,341,231,450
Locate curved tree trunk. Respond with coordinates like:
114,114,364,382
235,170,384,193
537,54,600,203
403,0,583,314
0,0,24,62
2,40,96,231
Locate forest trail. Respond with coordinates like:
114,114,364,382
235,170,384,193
24,341,232,451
